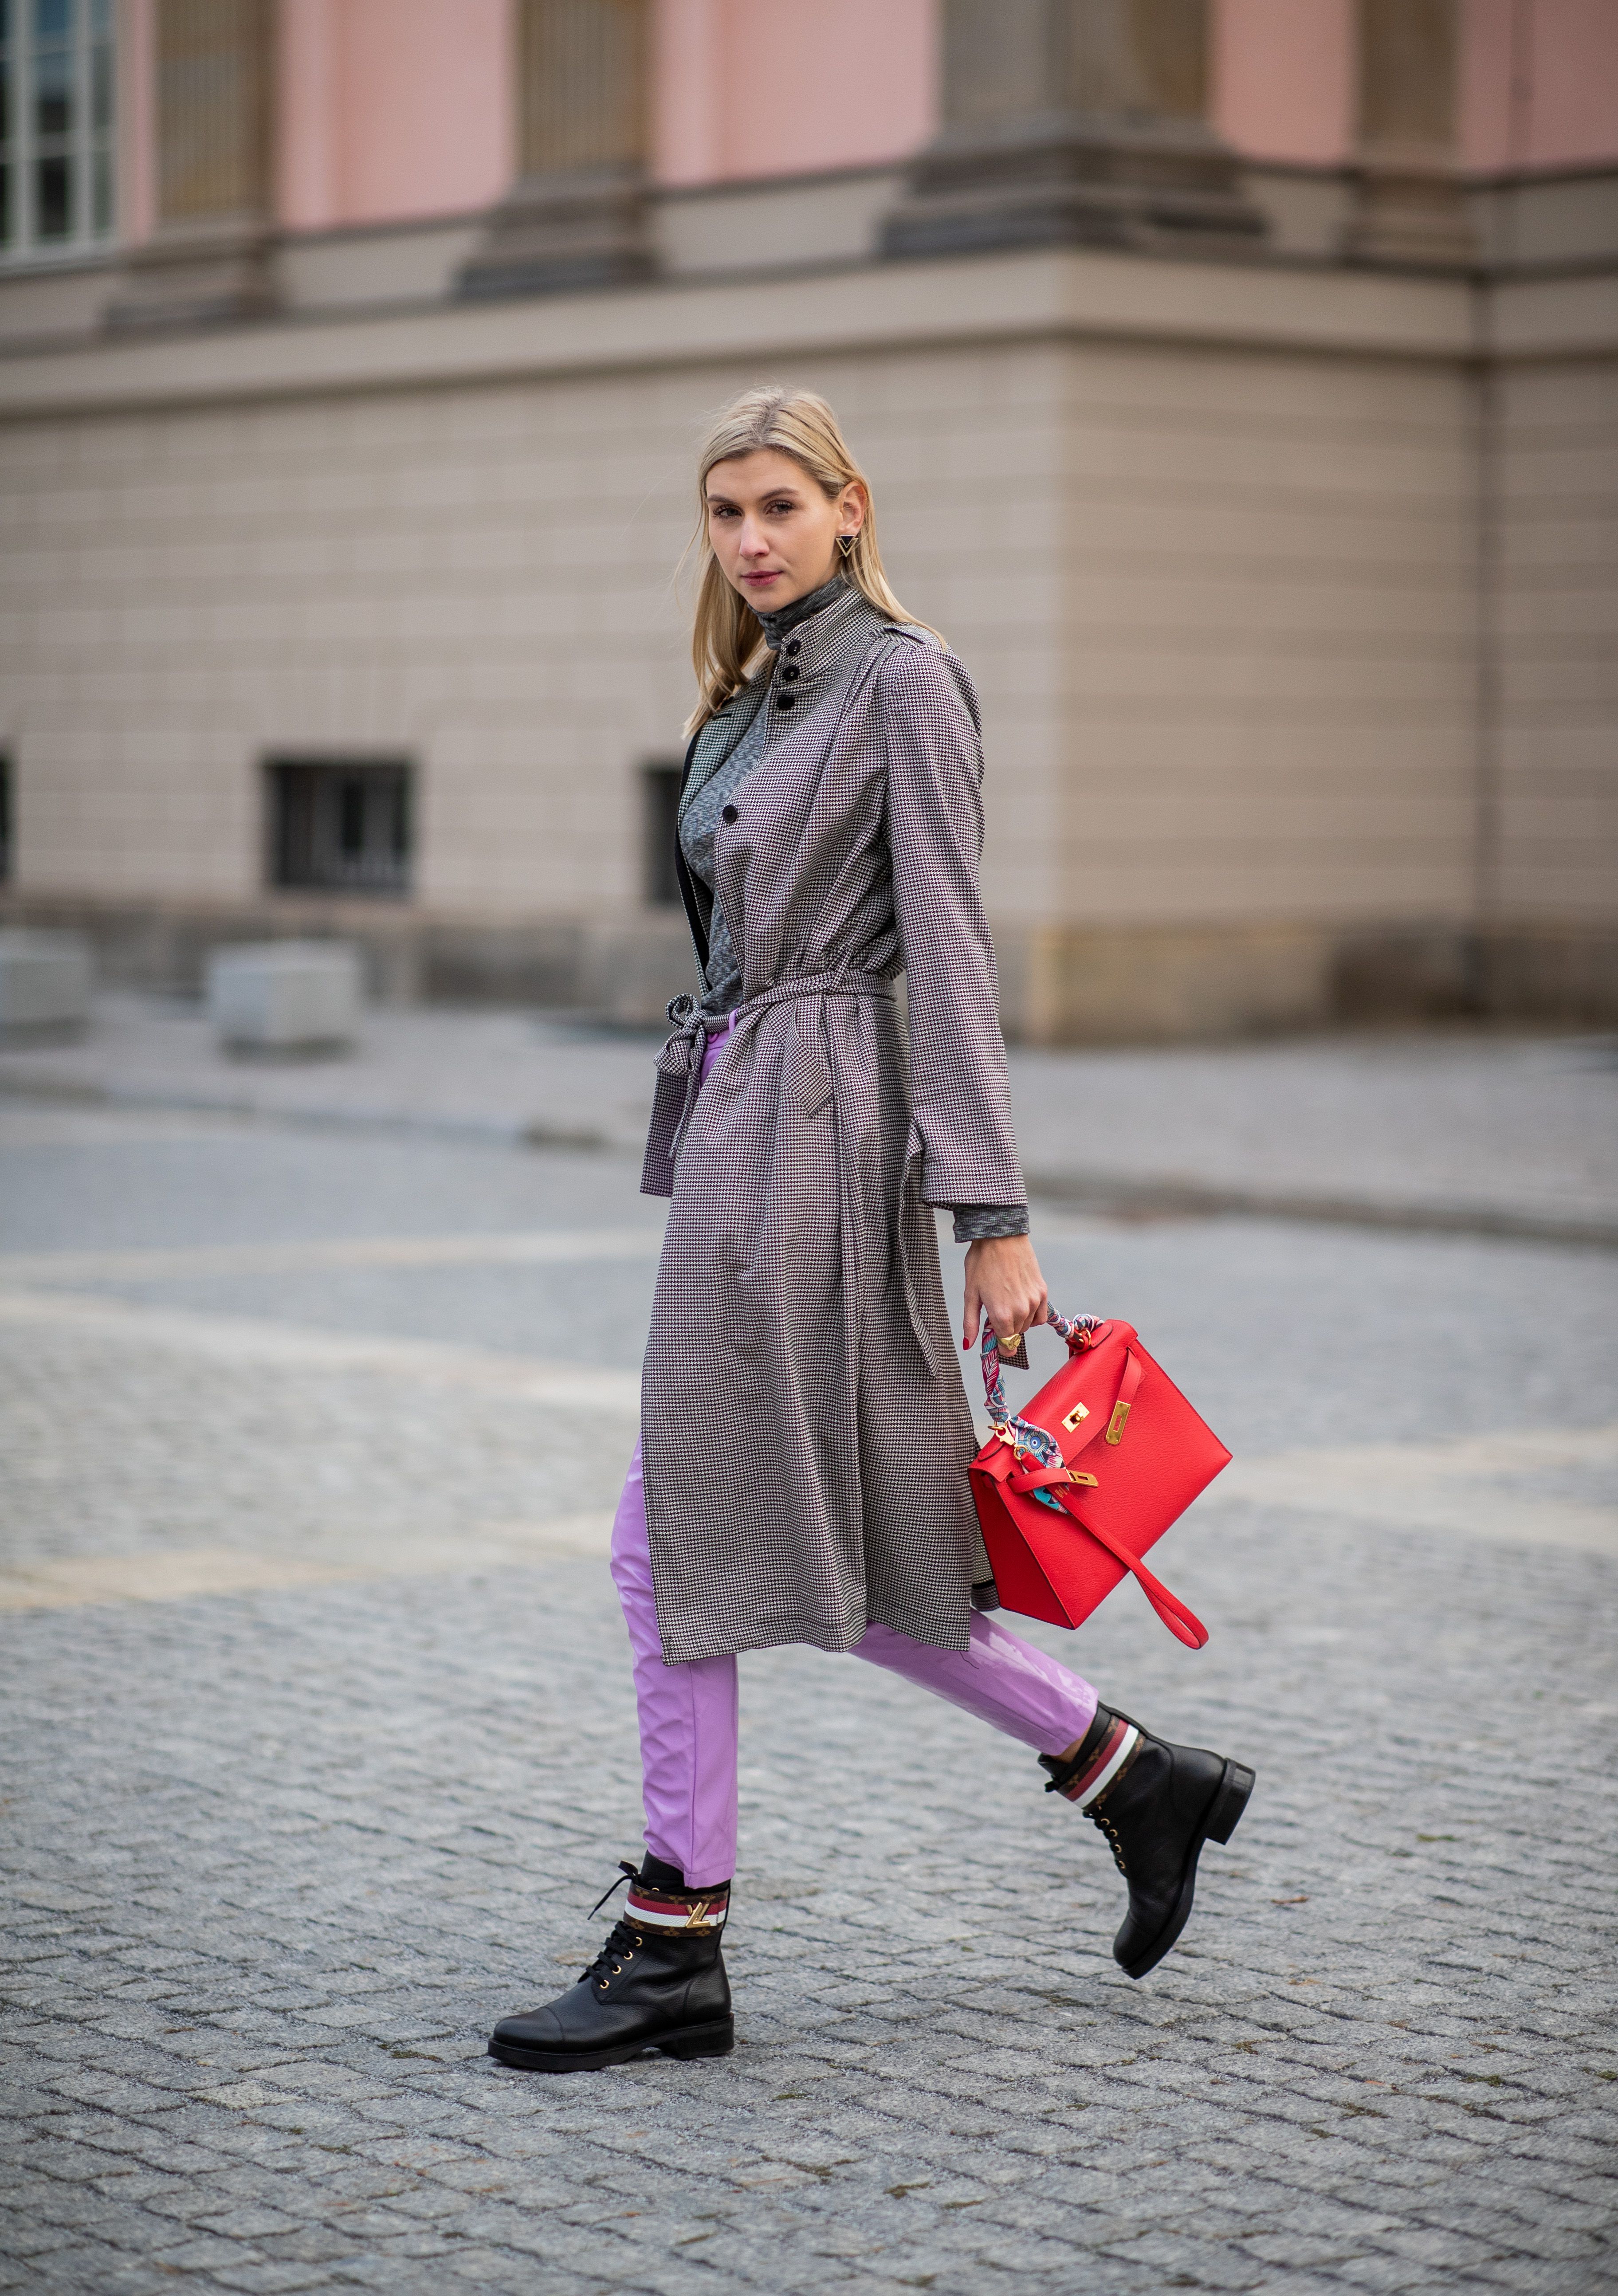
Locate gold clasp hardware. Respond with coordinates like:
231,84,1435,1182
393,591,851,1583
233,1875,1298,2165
1061,1401,1090,1432
1105,1401,1131,1445
1066,1470,1099,1487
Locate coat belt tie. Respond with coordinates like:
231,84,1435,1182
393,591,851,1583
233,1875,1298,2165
658,969,895,1163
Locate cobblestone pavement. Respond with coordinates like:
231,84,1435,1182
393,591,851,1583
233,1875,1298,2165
2,1099,1616,2294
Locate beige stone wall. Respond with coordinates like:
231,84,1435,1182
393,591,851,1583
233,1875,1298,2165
1496,355,1618,925
0,326,1479,937
0,377,691,916
1,345,1072,922
1052,340,1478,930
0,232,1613,1036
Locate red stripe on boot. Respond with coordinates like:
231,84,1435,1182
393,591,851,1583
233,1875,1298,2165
1055,1718,1136,1806
626,1886,729,1931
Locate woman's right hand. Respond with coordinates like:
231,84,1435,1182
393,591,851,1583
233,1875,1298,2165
962,1234,1049,1353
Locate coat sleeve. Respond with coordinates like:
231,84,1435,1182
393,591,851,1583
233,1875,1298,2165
880,640,1028,1214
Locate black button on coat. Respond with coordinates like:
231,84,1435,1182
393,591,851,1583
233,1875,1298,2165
640,588,1026,1664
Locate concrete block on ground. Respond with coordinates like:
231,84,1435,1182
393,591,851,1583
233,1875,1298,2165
206,941,361,1055
0,930,94,1033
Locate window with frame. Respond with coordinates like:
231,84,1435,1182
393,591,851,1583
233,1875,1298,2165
267,761,413,899
0,0,115,262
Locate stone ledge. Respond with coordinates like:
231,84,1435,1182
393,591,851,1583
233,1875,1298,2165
205,939,362,1053
0,894,694,1027
997,917,1618,1041
2,894,1612,1044
0,244,1477,424
0,929,94,1035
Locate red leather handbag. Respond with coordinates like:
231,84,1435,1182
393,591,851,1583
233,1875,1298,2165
969,1312,1229,1648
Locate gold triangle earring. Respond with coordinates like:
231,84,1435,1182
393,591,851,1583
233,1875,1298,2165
838,533,855,557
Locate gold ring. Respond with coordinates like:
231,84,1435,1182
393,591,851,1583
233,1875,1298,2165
998,1331,1022,1350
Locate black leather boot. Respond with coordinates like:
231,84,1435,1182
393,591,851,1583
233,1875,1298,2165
488,1855,734,2073
1041,1706,1254,1979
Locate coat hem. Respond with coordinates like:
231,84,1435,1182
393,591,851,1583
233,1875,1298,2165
656,1597,974,1667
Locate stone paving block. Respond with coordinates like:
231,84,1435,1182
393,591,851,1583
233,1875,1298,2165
204,2262,333,2294
238,2227,377,2269
0,2213,78,2261
435,2257,599,2296
191,2205,307,2240
0,2259,142,2296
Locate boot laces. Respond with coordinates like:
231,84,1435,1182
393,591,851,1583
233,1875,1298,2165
584,1913,646,1991
1078,1720,1147,1878
589,1858,640,1919
1089,1803,1129,1877
583,1860,644,1990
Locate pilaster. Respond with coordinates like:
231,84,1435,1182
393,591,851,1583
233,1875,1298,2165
1343,0,1474,270
105,0,275,332
459,0,656,299
882,0,1266,261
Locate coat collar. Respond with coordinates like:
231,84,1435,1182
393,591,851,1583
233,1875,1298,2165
685,583,891,801
758,583,888,724
757,570,848,650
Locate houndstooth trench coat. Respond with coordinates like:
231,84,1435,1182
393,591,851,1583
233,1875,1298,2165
638,585,1028,1664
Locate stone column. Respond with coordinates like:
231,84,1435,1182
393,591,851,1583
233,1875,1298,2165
1344,0,1474,267
106,0,275,330
459,0,654,298
883,0,1265,259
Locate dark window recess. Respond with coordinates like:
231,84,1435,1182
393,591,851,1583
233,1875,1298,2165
35,149,70,237
0,754,12,882
267,760,412,896
643,761,681,907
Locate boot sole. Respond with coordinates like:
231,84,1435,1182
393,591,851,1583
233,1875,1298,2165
1118,1758,1255,1982
488,2016,735,2074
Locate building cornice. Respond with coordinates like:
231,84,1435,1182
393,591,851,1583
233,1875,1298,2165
1483,266,1618,360
0,243,1496,421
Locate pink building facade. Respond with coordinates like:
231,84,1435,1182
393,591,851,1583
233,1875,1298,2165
90,0,1618,250
1,0,1615,1037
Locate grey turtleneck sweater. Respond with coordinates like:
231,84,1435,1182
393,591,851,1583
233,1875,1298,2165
677,574,1027,1244
679,573,842,1022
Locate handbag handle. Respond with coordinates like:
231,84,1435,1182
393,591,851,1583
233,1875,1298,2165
978,1307,1107,1470
1065,1344,1144,1464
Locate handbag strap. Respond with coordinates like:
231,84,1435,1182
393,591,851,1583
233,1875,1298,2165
1061,1344,1145,1464
1043,1484,1209,1650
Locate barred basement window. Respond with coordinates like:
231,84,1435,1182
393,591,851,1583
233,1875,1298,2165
0,0,117,264
267,760,412,897
0,752,12,880
642,761,681,907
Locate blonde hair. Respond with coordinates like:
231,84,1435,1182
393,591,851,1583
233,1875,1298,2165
682,384,936,735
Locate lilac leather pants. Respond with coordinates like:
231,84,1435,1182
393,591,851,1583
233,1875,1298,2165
610,1023,1098,1889
610,1445,1100,1886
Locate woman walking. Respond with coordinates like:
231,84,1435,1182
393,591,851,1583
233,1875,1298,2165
490,387,1252,2074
